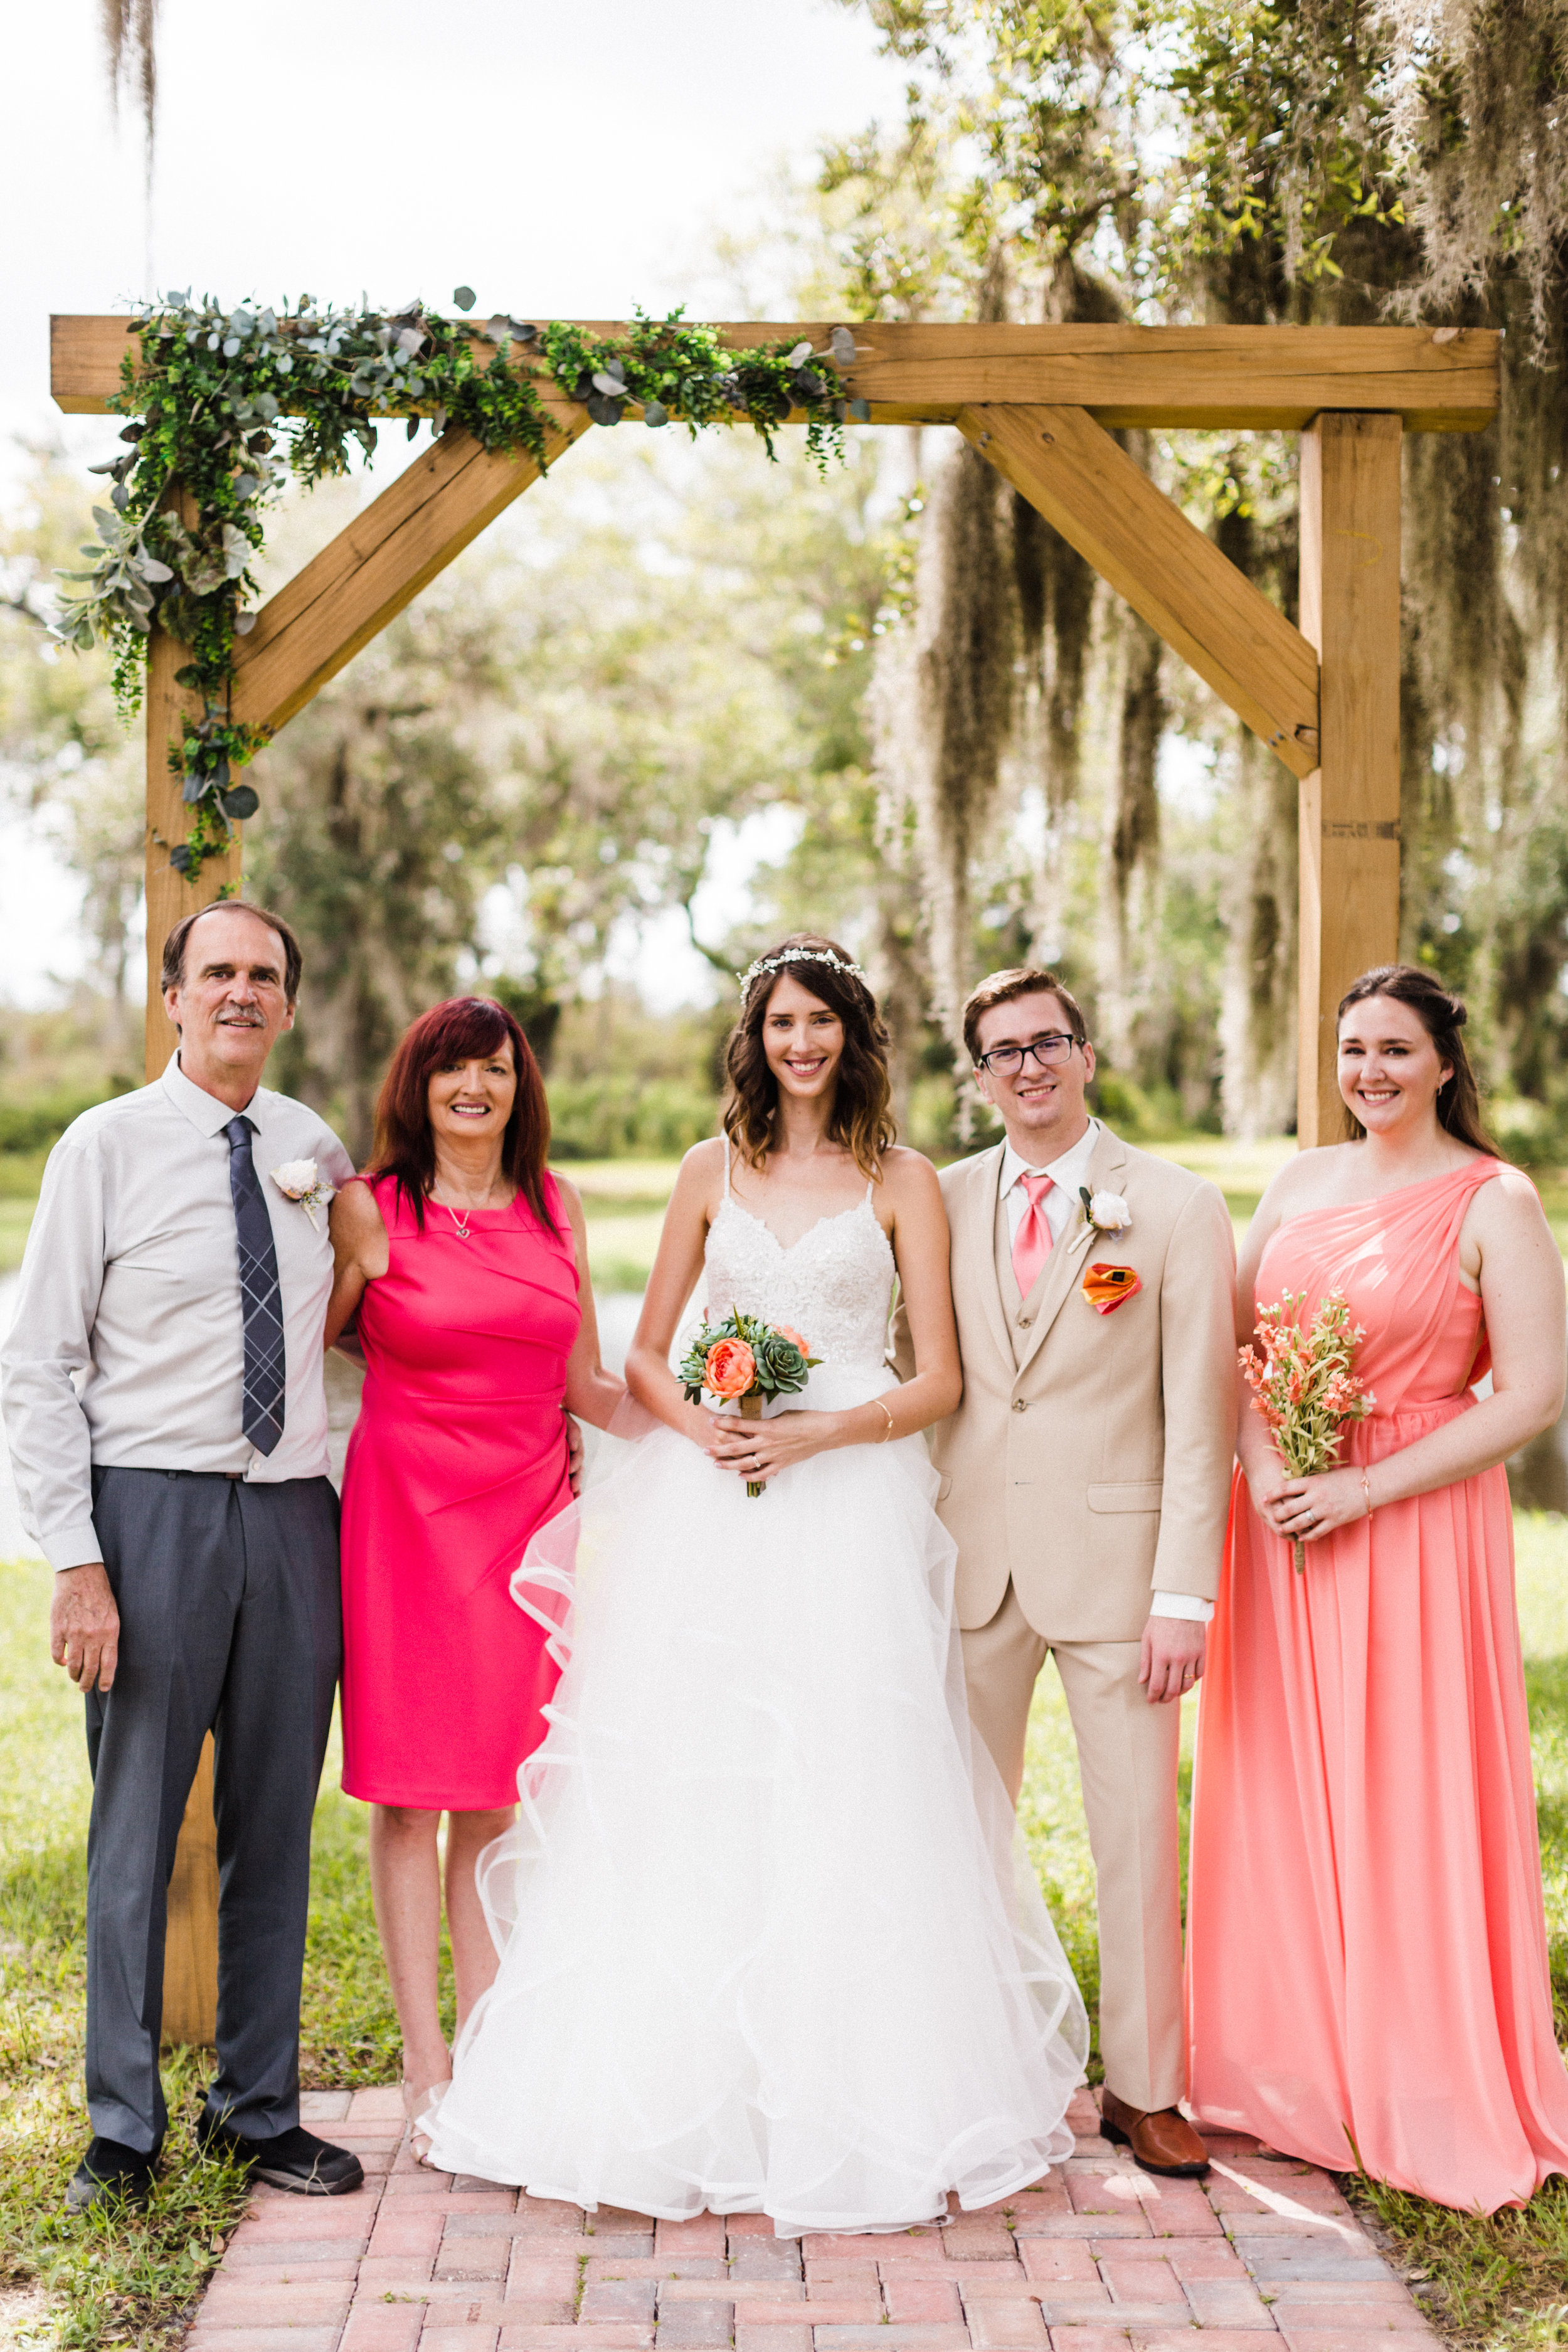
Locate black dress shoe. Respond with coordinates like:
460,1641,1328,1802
198,2118,364,2196
66,2136,159,2212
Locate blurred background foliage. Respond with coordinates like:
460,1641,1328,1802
6,0,1568,1168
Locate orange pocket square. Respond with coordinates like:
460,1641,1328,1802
1082,1261,1143,1315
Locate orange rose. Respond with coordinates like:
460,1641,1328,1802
704,1337,756,1399
775,1325,810,1354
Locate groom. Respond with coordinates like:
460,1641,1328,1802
901,967,1235,2175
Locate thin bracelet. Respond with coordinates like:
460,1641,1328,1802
1361,1470,1374,1518
872,1399,895,1443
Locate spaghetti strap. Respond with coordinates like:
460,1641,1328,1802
864,1167,876,1204
722,1135,731,1200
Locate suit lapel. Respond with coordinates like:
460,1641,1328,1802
954,1144,1014,1375
1012,1126,1130,1380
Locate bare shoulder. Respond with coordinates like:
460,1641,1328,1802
877,1145,943,1208
331,1176,387,1239
1254,1142,1353,1219
1468,1159,1553,1235
549,1171,586,1222
669,1135,728,1217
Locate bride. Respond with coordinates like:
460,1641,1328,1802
426,934,1088,2228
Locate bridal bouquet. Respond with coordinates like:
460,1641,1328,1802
1240,1288,1374,1571
680,1308,821,1497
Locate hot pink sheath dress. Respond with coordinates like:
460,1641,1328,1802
1187,1159,1568,2212
339,1172,580,1811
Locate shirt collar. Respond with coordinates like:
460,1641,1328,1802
160,1051,265,1139
1001,1118,1100,1198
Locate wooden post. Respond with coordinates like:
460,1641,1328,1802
1296,413,1402,1145
144,612,242,1075
146,605,230,2049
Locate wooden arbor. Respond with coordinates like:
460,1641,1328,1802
52,315,1502,2041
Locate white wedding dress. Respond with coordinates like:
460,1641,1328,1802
426,1149,1088,2228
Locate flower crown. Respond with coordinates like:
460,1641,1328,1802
736,945,869,1000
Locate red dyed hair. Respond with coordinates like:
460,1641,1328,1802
369,997,555,1233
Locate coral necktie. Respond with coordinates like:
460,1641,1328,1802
1011,1171,1055,1299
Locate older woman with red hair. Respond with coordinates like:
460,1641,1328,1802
326,997,623,2148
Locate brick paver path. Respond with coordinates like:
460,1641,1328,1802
191,2087,1437,2352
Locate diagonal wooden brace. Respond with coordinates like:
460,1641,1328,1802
958,402,1320,779
229,401,590,736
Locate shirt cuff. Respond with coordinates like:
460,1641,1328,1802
1148,1589,1215,1623
44,1519,105,1572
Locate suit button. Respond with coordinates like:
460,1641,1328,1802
1012,1398,1028,1412
1017,1313,1032,1327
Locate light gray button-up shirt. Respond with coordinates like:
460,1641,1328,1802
0,1054,356,1570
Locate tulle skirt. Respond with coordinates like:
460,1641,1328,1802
425,1364,1088,2231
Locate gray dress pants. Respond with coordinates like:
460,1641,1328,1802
84,1467,341,2152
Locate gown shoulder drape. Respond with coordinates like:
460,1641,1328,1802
1187,1158,1568,2212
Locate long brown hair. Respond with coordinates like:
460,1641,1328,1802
368,996,556,1232
1336,965,1496,1155
723,934,896,1178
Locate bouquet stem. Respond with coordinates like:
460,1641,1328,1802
1293,1538,1306,1576
740,1392,765,1498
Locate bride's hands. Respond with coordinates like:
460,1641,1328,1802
705,1408,841,1487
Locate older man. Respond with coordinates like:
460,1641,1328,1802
2,903,359,2210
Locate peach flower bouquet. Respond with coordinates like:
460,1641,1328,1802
1240,1286,1374,1571
679,1307,822,1497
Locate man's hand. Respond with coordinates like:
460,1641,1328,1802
564,1412,586,1498
50,1562,120,1693
1138,1613,1205,1705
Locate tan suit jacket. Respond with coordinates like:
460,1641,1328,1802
899,1125,1236,1645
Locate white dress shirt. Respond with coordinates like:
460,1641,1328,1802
0,1055,355,1571
1000,1121,1213,1629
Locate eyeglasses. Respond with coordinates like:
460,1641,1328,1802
975,1032,1081,1076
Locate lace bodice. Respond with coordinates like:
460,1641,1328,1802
702,1148,896,1372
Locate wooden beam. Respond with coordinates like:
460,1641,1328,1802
1296,414,1403,1145
162,1737,219,2048
229,408,588,735
960,403,1320,778
145,609,240,1078
51,316,1500,433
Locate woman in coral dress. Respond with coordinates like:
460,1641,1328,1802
328,997,624,2146
1187,963,1568,2212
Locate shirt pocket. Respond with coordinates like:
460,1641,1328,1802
1087,1480,1163,1513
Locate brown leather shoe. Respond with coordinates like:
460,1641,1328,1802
1099,2088,1210,2177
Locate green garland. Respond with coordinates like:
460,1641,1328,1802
55,292,866,876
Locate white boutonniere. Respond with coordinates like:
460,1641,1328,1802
1067,1185,1131,1258
270,1158,337,1231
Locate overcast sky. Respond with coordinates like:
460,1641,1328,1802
1,0,908,1005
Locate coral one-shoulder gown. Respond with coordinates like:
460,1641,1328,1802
340,1172,580,1812
1187,1160,1568,2211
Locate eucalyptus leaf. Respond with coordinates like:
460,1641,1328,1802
592,371,628,397
221,785,260,820
642,399,669,428
111,484,130,509
453,285,477,310
829,326,857,365
183,773,209,805
223,337,241,358
119,423,145,442
849,398,871,421
586,393,623,426
233,611,257,635
137,556,175,581
406,418,419,440
786,341,813,368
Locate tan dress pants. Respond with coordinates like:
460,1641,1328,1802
961,1578,1185,2114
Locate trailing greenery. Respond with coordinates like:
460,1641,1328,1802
52,293,861,877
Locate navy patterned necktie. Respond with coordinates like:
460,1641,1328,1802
225,1115,286,1456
